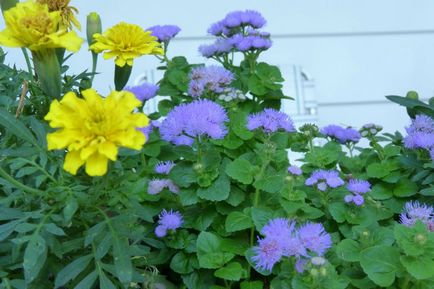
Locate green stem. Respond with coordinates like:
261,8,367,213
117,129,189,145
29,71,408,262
17,157,57,183
90,52,98,84
0,166,44,195
21,48,34,81
401,275,410,289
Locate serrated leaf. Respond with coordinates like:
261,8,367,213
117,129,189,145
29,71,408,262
225,158,254,185
55,255,92,287
225,212,253,233
214,262,243,281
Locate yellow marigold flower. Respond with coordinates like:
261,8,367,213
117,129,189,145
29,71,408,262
90,22,163,67
37,0,81,30
0,1,82,52
45,89,149,176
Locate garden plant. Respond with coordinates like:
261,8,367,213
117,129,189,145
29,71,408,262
0,1,433,288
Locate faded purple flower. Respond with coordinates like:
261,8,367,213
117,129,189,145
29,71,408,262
352,194,365,206
148,179,179,195
147,25,181,42
199,38,234,58
288,165,302,176
160,99,229,146
155,161,175,175
347,179,371,194
155,209,183,237
305,169,344,191
247,109,295,133
298,223,332,256
125,82,159,102
321,124,361,144
400,201,434,231
188,66,234,97
344,194,354,203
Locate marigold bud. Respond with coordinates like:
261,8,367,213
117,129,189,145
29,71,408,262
86,12,102,47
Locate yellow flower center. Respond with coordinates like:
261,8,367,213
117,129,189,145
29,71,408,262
21,13,52,36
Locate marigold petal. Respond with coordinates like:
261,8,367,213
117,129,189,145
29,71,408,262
98,142,118,161
85,153,109,176
63,150,85,175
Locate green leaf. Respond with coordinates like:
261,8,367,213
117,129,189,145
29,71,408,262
226,186,246,207
74,271,98,289
251,207,273,231
366,163,390,178
400,255,434,280
328,202,347,223
179,189,199,206
214,262,243,281
225,158,254,185
393,179,417,197
45,223,66,236
169,162,196,187
225,211,253,233
197,171,230,201
23,235,47,283
0,220,21,241
99,269,116,289
63,197,79,222
336,239,360,262
304,142,342,166
55,255,92,287
230,110,254,140
240,281,264,289
394,222,432,256
253,174,285,194
0,108,38,147
110,225,132,285
359,245,401,287
196,232,234,269
170,252,198,274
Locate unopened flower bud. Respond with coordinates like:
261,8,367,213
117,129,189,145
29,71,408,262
361,230,370,237
319,267,327,277
193,163,204,173
414,233,427,245
86,12,102,47
310,268,319,277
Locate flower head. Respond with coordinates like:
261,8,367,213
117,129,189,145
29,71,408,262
155,161,175,175
288,165,302,176
0,1,83,52
160,99,229,146
155,209,183,237
216,10,266,31
305,169,345,191
404,115,434,150
90,22,163,67
147,25,181,42
188,65,234,97
229,33,272,52
124,82,159,102
400,201,434,231
298,223,332,256
347,179,371,194
321,124,361,144
252,237,283,271
148,178,179,195
37,0,80,30
247,109,295,133
45,89,149,176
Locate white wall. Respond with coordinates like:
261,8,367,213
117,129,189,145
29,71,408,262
2,0,434,132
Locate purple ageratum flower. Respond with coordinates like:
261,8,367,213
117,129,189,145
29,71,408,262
400,201,434,231
404,115,434,150
261,218,295,239
207,20,229,36
188,66,234,97
198,38,234,58
125,82,159,102
305,169,345,191
352,194,365,206
148,179,179,195
321,124,361,144
229,34,272,52
247,109,295,133
252,237,284,271
347,179,371,194
298,223,332,256
155,209,183,238
155,161,175,175
288,165,302,176
222,10,266,29
160,99,229,146
147,25,181,42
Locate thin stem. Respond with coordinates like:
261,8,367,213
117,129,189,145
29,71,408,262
21,48,34,81
0,166,44,195
401,274,410,289
17,157,57,183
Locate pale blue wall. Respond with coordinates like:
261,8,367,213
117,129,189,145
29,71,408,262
2,0,434,132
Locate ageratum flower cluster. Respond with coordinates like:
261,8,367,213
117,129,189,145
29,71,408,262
125,82,159,102
160,99,229,146
147,25,181,43
155,209,183,238
400,201,434,232
188,66,234,98
305,169,345,191
344,179,371,206
247,109,295,133
147,161,179,195
404,115,434,160
252,218,332,272
198,10,271,58
321,124,361,144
